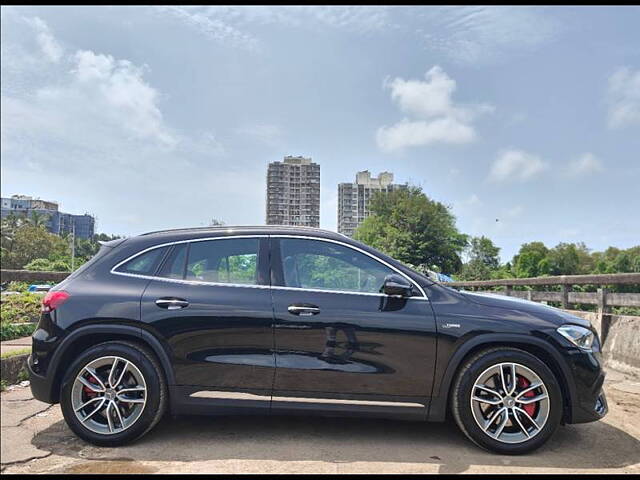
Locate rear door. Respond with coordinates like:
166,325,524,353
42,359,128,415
138,236,274,406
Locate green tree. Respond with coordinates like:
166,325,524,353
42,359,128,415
459,236,501,280
546,242,579,275
26,211,50,228
512,242,550,278
0,225,68,269
354,185,467,274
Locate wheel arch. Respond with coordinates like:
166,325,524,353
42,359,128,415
428,334,576,423
47,324,175,404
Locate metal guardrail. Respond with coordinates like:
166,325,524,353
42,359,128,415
448,273,640,310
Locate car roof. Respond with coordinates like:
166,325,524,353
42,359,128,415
136,225,350,243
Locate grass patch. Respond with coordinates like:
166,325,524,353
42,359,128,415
0,292,40,340
1,347,32,359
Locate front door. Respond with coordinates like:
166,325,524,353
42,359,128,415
140,236,274,407
270,236,437,418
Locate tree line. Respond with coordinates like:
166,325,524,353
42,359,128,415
354,185,639,280
1,188,638,280
1,211,120,272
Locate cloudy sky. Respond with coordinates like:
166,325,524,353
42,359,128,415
1,6,639,261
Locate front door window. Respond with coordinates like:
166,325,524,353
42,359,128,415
279,238,394,294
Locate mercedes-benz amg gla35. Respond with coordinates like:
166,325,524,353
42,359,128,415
29,226,608,454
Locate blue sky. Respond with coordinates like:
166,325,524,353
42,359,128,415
1,6,639,261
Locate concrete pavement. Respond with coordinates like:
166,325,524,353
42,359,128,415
1,368,639,474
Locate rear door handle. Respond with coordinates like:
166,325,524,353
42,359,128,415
155,298,189,310
287,304,320,316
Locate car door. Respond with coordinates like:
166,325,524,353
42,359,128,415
138,236,275,409
269,236,437,418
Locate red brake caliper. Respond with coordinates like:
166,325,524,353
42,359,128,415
517,375,536,416
83,375,99,398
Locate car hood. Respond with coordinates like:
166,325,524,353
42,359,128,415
458,290,591,328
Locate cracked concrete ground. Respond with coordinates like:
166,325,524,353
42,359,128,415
2,368,639,474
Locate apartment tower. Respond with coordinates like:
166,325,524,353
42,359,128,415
266,156,320,227
338,170,403,237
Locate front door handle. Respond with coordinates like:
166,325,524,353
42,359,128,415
155,298,189,310
288,304,320,316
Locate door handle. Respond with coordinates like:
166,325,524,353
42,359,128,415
287,304,320,316
155,298,189,310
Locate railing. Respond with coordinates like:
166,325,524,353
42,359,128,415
448,273,640,311
1,269,70,284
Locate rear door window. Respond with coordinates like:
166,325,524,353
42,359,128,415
185,238,259,285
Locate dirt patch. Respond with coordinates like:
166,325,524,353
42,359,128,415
63,460,158,474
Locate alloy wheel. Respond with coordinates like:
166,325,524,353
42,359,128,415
470,362,550,444
71,356,147,435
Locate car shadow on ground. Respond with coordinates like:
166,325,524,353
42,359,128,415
31,413,640,473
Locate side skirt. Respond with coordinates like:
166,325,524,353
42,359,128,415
169,386,428,421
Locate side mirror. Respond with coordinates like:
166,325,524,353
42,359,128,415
381,274,413,297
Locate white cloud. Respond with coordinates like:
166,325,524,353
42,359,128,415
212,6,394,35
377,66,492,152
606,67,640,129
25,16,63,63
68,50,177,146
420,7,560,66
488,149,548,183
568,153,604,176
1,16,263,235
159,7,261,51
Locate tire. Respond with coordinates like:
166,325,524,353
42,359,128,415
451,347,562,455
60,340,167,447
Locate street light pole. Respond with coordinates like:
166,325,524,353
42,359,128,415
71,223,75,271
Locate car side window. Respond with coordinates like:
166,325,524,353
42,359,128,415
185,238,259,285
157,243,188,279
279,238,395,294
115,246,168,275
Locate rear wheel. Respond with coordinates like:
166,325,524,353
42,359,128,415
451,347,562,454
60,341,167,446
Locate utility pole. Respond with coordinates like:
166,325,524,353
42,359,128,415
71,223,76,271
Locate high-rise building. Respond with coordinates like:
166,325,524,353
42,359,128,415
338,171,404,237
0,194,95,239
266,156,320,227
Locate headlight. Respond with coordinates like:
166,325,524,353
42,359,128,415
557,325,595,350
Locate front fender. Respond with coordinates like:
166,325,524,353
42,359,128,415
428,333,576,422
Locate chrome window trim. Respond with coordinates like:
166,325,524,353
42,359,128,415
109,233,428,299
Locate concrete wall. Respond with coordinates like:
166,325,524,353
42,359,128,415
565,309,640,375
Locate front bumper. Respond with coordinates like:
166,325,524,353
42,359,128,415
562,347,609,424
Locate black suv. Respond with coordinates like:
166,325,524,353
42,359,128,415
29,226,607,454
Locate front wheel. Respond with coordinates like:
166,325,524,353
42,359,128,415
60,341,167,446
451,347,563,455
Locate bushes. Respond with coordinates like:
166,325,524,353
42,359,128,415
23,258,71,272
1,323,36,341
1,293,42,340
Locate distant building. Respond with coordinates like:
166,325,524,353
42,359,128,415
266,156,320,227
338,171,405,237
0,195,95,239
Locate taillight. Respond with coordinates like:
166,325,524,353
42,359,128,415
42,291,70,313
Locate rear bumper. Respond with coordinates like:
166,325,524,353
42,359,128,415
28,353,57,404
